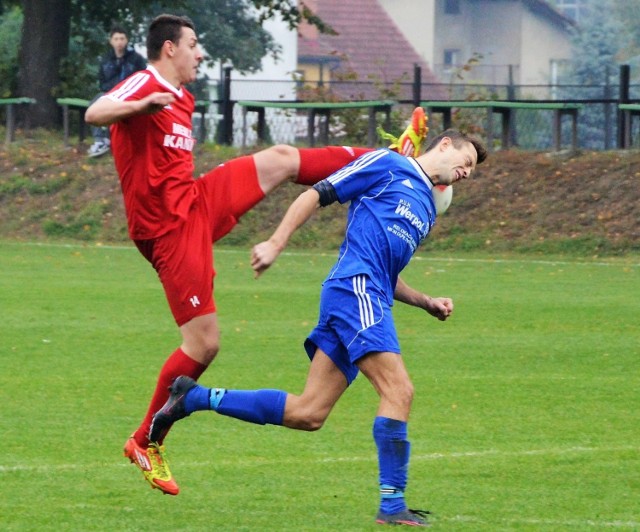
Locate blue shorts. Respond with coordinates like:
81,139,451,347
304,275,401,385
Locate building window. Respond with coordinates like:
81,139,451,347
444,49,460,69
445,0,461,15
554,0,586,22
292,70,305,89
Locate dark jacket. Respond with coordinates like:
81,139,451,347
99,46,147,92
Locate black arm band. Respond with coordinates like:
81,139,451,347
313,179,339,207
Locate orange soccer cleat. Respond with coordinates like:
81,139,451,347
123,437,179,495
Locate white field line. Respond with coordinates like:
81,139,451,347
444,514,640,528
1,444,637,473
8,240,640,268
3,445,638,528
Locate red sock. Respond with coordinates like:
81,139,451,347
296,146,372,185
133,348,207,447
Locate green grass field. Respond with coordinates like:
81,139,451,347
1,241,639,531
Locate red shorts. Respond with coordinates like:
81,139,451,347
135,155,264,326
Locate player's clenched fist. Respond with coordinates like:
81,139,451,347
251,240,281,278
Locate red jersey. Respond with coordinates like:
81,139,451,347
107,65,198,240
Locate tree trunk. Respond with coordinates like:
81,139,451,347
17,0,71,128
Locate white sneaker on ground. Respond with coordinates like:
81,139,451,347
87,141,110,158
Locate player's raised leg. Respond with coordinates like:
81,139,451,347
150,349,348,441
251,144,373,196
250,108,428,196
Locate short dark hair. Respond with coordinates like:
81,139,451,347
146,14,196,61
109,24,128,38
426,129,488,165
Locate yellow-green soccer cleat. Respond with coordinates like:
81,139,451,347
378,106,428,157
123,437,179,495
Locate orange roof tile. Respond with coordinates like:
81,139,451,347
298,0,445,99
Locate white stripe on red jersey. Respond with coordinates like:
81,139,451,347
108,72,150,102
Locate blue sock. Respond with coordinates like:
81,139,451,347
183,384,212,414
210,389,287,425
373,416,410,515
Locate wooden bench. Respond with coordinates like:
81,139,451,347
57,98,91,146
422,100,582,151
0,97,37,145
618,103,640,148
237,100,394,147
58,97,210,147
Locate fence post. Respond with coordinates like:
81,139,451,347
603,65,612,150
617,64,630,149
222,66,233,146
413,64,421,108
507,65,517,146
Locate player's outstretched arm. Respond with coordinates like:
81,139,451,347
394,277,453,321
251,188,320,278
85,92,175,126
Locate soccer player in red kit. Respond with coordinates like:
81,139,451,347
84,14,429,496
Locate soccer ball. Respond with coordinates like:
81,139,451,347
432,185,452,214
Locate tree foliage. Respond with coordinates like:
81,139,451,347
611,0,640,60
186,1,281,73
5,0,325,127
568,0,626,84
0,5,22,97
564,0,625,149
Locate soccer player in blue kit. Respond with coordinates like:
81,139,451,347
150,129,487,526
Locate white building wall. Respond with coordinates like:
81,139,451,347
199,16,299,144
379,0,572,88
465,0,523,84
203,17,298,100
520,14,572,86
378,0,436,68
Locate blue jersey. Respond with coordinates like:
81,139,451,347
324,149,437,303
